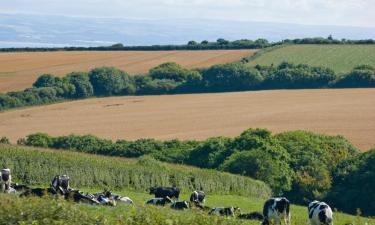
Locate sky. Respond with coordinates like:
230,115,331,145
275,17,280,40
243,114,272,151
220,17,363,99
1,0,374,27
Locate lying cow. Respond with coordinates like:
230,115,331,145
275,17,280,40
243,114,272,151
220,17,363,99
262,197,291,225
238,212,264,221
209,207,241,217
308,201,333,225
149,186,180,200
95,191,133,204
1,168,15,193
171,201,189,210
190,190,205,204
191,201,211,211
146,196,173,206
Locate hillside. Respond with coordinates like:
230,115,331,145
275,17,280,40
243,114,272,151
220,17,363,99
0,145,374,225
0,49,255,92
248,44,375,73
1,88,374,150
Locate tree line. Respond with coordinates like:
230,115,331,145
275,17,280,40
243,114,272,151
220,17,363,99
9,128,375,216
1,62,375,111
1,37,374,52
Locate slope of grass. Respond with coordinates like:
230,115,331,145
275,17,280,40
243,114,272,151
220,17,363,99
2,191,374,225
0,144,270,198
249,44,375,74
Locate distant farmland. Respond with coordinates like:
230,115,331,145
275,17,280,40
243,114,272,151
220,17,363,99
249,44,375,73
0,49,255,92
0,88,374,151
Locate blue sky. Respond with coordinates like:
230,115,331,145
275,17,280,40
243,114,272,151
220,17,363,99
1,0,374,27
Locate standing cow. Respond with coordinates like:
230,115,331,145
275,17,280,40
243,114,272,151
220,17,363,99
262,197,291,225
190,190,205,204
308,201,333,225
149,186,180,200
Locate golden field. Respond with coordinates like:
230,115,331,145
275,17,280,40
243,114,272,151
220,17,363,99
0,50,255,92
0,88,374,151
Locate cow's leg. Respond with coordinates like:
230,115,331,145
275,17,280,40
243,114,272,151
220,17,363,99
284,214,291,225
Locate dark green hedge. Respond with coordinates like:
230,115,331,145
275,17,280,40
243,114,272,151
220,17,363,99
2,62,374,111
16,128,364,214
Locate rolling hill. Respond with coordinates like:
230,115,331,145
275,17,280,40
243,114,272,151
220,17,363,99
0,49,255,92
248,44,375,73
1,88,374,150
0,144,374,225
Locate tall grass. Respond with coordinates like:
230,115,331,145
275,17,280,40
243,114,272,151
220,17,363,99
0,144,270,198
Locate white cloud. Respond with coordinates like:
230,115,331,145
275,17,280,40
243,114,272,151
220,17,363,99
0,0,374,27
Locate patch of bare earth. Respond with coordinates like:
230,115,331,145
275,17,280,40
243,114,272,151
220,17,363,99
0,50,255,92
0,89,374,151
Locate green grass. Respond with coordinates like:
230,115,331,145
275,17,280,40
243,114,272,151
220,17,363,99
248,44,375,74
2,190,374,225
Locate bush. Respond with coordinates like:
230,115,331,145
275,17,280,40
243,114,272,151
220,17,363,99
149,62,189,82
334,66,375,88
89,67,132,96
33,74,61,88
328,149,375,216
203,63,264,91
0,137,10,144
66,72,94,98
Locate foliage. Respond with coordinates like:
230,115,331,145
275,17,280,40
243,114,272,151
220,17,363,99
334,65,375,88
203,63,263,91
17,128,360,210
327,149,375,216
2,60,375,111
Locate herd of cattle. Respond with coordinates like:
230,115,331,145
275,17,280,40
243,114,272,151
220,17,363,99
1,168,335,225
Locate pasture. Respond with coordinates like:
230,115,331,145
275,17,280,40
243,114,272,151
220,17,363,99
248,44,375,73
0,88,374,150
0,145,374,225
0,50,255,92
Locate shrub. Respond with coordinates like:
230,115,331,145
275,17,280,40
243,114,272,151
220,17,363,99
203,63,263,91
0,137,10,144
89,67,131,96
33,74,61,88
334,66,375,88
66,72,94,98
149,62,189,82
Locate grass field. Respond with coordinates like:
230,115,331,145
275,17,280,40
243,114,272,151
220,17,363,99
0,50,255,92
0,145,373,225
248,44,375,73
0,88,374,150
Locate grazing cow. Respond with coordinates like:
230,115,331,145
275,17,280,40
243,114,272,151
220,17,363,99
1,168,15,193
262,197,291,225
209,207,241,217
51,175,71,194
171,201,189,210
308,201,333,225
146,196,173,206
149,186,180,200
238,212,264,221
190,191,205,204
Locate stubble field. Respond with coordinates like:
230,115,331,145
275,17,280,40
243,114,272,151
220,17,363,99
0,88,374,151
0,49,255,92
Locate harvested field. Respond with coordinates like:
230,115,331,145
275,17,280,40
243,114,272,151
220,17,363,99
1,88,374,151
0,50,255,92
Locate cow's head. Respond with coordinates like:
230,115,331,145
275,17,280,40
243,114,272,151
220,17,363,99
149,187,156,194
1,168,11,182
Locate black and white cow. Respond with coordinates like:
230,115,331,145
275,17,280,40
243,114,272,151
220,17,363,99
149,186,180,200
1,168,15,193
209,207,241,217
308,201,333,225
190,190,205,204
262,197,291,225
171,201,189,210
146,196,173,206
51,175,71,194
238,212,264,221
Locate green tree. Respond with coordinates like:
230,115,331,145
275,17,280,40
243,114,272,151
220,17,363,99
33,74,60,88
66,72,94,98
89,67,128,96
149,62,189,82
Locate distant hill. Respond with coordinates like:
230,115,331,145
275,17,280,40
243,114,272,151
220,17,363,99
249,44,375,73
1,12,375,47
